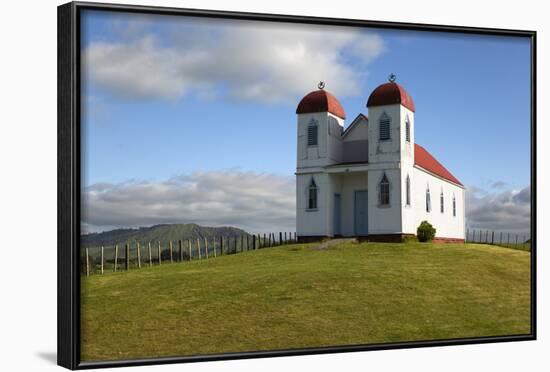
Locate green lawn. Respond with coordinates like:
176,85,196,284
81,241,531,361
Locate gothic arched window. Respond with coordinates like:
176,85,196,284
440,190,445,213
379,113,391,141
426,187,431,213
405,175,411,206
379,174,390,205
308,178,318,210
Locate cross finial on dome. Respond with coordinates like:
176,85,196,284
388,73,397,83
318,81,326,90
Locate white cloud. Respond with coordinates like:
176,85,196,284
81,170,295,234
82,19,385,103
82,172,531,237
465,185,531,234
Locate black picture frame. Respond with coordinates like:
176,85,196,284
58,1,537,369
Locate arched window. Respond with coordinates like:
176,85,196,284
405,117,411,142
308,178,318,210
379,113,390,141
453,195,457,217
379,174,390,205
440,190,445,213
405,175,411,206
426,187,431,212
307,119,318,146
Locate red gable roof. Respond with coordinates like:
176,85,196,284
414,144,463,186
296,89,346,119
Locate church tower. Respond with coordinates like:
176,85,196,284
295,83,346,238
296,82,346,169
365,75,416,236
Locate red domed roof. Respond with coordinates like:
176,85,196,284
367,82,416,112
296,89,346,119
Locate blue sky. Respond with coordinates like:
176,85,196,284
80,10,532,234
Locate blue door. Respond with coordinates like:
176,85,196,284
333,194,341,236
354,190,369,236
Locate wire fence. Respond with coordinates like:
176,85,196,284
80,232,297,276
465,229,531,252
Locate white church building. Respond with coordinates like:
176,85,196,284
295,76,465,242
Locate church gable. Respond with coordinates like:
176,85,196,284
342,113,368,142
340,113,369,164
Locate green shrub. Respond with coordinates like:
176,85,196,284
417,221,436,242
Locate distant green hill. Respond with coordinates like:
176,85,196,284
81,223,250,247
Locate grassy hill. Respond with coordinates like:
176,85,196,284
80,241,531,361
81,223,250,247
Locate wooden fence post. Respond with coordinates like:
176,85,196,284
188,239,192,260
125,243,130,271
100,246,104,274
85,247,90,277
114,244,118,272
279,232,283,245
253,235,256,250
205,237,209,259
284,232,287,243
158,241,161,265
491,231,494,245
148,242,152,267
213,237,217,257
197,238,201,259
137,242,141,268
246,235,249,251
169,240,173,263
179,240,183,262
220,237,224,256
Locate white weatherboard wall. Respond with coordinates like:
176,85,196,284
367,167,402,234
406,167,465,239
296,172,330,236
